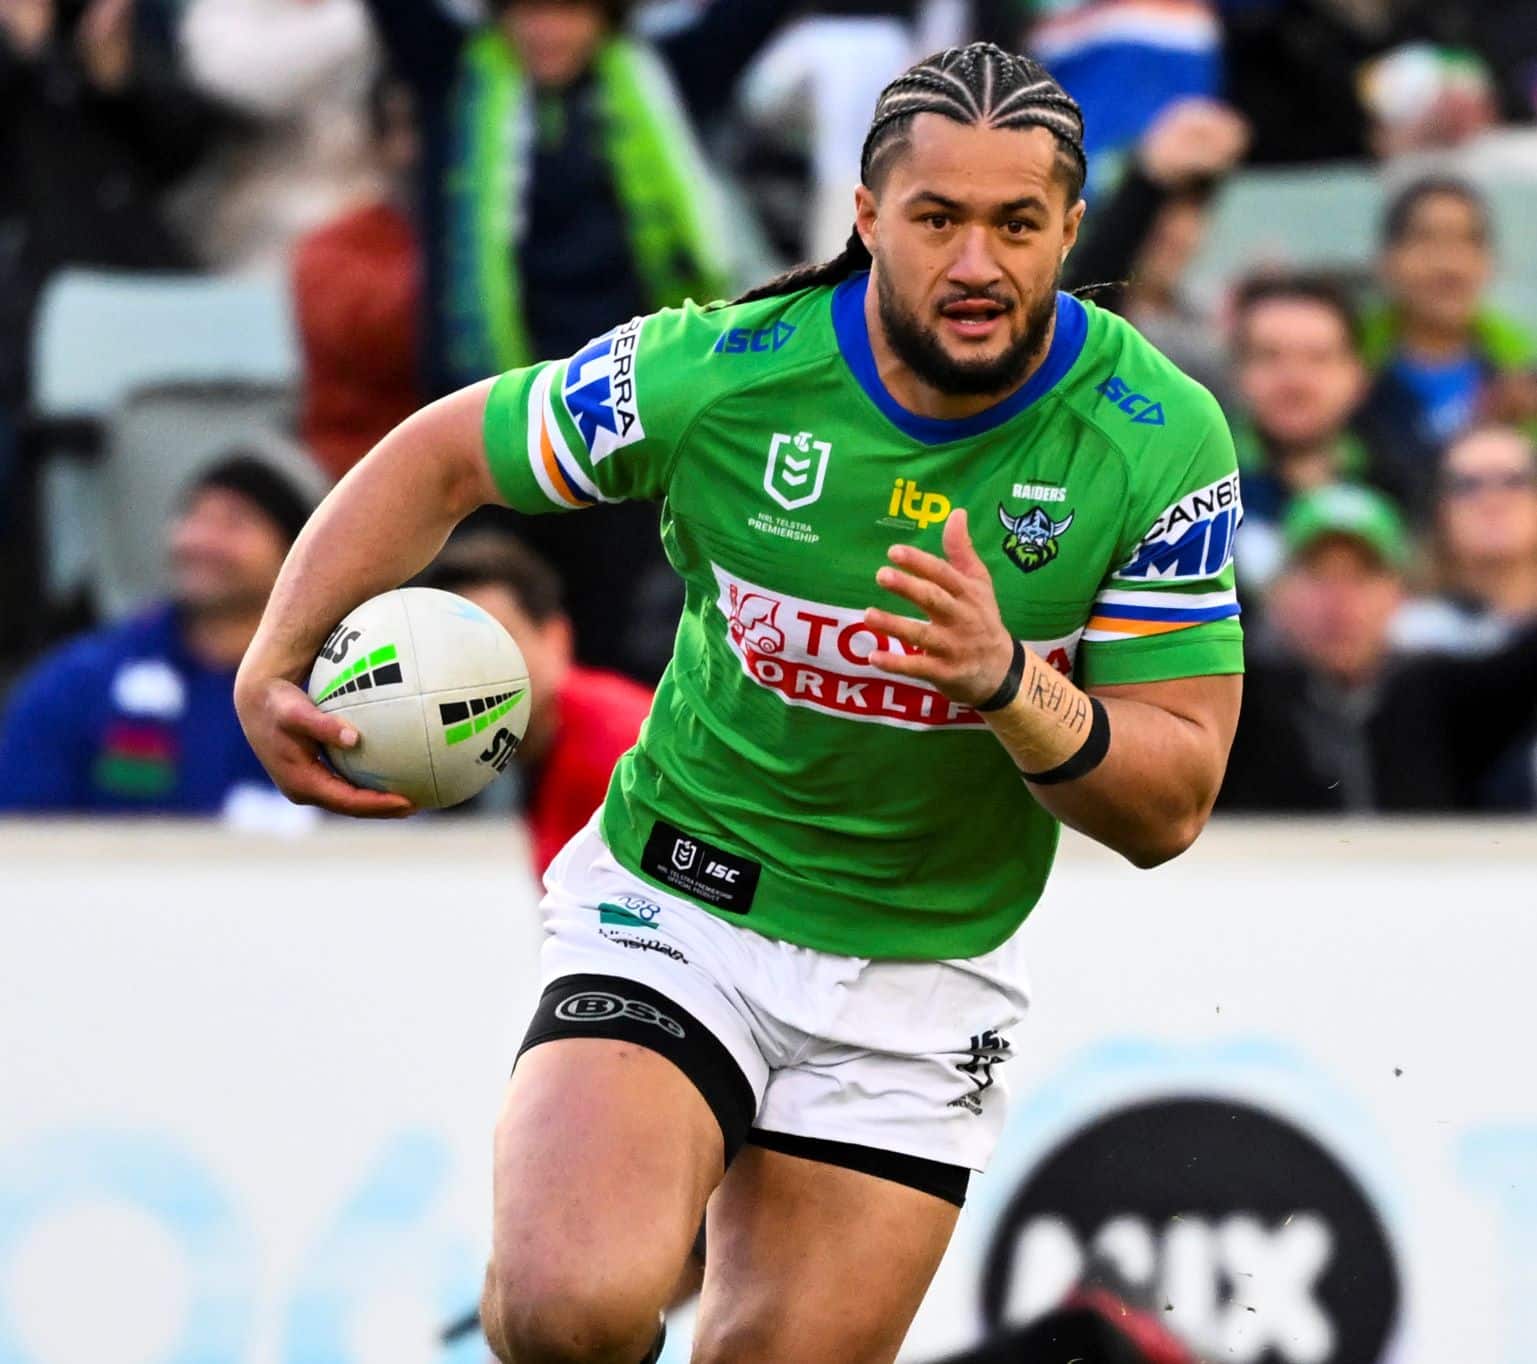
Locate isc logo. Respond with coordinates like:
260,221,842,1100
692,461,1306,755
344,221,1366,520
714,321,796,354
704,860,739,883
1095,374,1166,426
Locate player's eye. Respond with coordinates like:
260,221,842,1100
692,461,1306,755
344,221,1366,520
1003,219,1034,236
923,213,951,231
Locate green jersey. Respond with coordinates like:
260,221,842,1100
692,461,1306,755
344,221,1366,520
483,275,1243,959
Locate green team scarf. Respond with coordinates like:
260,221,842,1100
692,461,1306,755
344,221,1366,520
1359,303,1537,373
446,31,729,380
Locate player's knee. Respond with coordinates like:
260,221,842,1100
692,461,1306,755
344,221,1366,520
484,1261,660,1364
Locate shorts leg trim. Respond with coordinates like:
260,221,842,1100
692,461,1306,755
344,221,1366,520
746,1127,970,1207
517,973,756,1164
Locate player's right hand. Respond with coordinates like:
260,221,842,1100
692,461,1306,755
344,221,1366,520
234,675,416,819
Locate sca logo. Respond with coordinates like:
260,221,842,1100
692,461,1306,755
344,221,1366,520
1096,374,1166,426
998,503,1075,574
764,430,831,512
562,316,645,463
714,321,795,355
883,478,951,531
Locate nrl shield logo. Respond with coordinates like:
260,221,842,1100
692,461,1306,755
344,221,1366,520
999,503,1075,573
764,431,831,512
671,838,698,871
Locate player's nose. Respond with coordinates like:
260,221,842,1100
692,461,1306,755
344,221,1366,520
946,226,1004,289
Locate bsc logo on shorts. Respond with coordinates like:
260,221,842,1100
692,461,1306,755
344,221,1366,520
553,990,685,1039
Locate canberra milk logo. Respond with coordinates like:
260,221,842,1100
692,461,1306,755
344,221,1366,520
764,431,831,512
714,563,1080,731
562,316,645,464
1116,473,1242,583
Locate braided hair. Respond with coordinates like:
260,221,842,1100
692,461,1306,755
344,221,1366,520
735,43,1086,306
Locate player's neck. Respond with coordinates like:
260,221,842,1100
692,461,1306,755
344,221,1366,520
864,284,1057,422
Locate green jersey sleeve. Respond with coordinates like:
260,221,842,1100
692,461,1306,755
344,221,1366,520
1078,396,1245,688
482,305,706,512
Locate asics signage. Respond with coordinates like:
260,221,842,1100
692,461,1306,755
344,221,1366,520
713,564,1080,731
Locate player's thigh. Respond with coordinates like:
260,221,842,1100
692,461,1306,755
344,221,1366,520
691,1143,961,1364
487,1035,721,1344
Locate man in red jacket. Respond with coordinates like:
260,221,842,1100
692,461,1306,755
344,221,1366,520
421,529,653,874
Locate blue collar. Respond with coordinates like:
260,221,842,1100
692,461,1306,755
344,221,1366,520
831,272,1088,445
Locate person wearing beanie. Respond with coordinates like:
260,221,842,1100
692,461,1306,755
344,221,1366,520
1219,483,1537,812
0,453,317,819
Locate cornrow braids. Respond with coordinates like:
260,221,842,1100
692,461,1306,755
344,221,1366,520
735,43,1086,305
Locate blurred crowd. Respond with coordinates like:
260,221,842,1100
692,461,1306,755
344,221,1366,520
3,0,1537,832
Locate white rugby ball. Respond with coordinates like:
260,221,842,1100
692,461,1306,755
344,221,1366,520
307,587,531,809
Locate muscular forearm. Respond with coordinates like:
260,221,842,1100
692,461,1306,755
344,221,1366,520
982,656,1238,867
238,382,496,686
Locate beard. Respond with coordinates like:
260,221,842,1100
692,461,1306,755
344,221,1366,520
875,264,1061,398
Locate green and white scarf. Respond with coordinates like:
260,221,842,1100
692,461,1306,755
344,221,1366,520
445,32,729,380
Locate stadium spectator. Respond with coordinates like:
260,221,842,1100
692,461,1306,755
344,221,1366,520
174,0,380,270
293,73,422,481
1020,0,1223,189
0,0,234,644
363,0,782,395
0,455,313,818
1219,484,1537,813
1062,96,1250,398
1392,424,1537,807
734,3,922,262
364,0,784,685
1225,275,1376,592
1359,177,1537,513
419,531,652,876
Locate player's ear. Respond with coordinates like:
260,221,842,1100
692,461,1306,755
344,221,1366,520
1060,198,1086,263
854,185,879,255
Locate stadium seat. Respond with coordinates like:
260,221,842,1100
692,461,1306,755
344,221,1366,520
94,382,324,621
27,269,301,612
1188,152,1537,328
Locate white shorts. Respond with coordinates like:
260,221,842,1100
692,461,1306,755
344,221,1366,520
521,819,1031,1200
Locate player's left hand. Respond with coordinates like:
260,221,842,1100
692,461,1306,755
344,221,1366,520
865,508,1017,707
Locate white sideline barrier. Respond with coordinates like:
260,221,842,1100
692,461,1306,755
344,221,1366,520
2,820,1533,1364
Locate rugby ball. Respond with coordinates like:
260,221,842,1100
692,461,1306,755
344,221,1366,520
308,587,530,809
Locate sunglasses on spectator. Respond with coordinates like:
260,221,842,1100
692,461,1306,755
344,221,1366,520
1441,470,1537,498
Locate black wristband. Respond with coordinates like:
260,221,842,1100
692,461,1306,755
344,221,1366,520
1022,697,1112,785
975,638,1027,713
